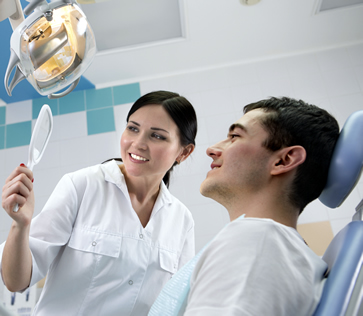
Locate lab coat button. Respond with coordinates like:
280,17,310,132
128,280,133,285
92,241,97,246
139,234,143,239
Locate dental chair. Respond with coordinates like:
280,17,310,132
313,110,363,316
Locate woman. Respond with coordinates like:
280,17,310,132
0,91,197,315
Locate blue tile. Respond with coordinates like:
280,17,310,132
6,121,31,148
0,125,4,149
86,88,113,110
73,76,95,92
0,106,5,125
32,97,58,119
113,83,141,105
59,90,85,115
87,108,115,135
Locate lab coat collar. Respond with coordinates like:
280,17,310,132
101,160,173,206
102,160,127,190
156,180,173,206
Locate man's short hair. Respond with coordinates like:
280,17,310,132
244,97,340,213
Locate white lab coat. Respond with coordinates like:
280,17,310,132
0,160,195,316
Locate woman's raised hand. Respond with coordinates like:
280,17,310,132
1,164,35,228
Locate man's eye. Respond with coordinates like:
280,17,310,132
152,133,166,140
230,134,239,138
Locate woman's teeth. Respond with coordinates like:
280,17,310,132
131,153,148,161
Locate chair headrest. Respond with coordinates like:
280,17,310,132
319,110,363,208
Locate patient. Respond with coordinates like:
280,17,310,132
149,97,340,315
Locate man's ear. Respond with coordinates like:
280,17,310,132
270,146,306,175
177,144,195,164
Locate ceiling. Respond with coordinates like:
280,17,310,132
1,0,363,104
319,0,363,11
80,0,184,51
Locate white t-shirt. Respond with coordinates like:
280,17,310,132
0,160,195,316
184,217,327,316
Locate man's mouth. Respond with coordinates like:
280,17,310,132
211,164,221,170
130,153,149,161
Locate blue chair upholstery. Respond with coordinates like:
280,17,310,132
313,221,363,316
313,110,363,316
319,110,363,208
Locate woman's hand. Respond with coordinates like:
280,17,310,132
1,164,35,228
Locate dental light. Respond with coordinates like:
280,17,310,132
1,0,96,99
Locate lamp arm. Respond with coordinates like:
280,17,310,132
0,0,25,30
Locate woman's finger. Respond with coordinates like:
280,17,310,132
5,165,33,185
7,178,32,199
2,172,33,213
3,171,33,197
2,193,27,211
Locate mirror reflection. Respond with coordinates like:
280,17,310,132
33,113,51,161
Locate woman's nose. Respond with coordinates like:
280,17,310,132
132,134,148,150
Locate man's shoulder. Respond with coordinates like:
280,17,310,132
217,217,299,241
204,217,314,263
188,221,326,316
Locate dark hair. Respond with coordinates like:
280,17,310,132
244,97,339,213
104,91,197,188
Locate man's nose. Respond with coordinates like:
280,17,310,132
206,141,224,158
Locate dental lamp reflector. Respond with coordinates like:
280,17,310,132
4,0,97,99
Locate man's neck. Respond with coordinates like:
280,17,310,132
226,192,299,229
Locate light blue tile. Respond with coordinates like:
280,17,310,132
113,83,141,105
0,106,5,125
87,108,115,135
59,90,85,115
0,125,4,149
32,97,58,119
86,88,113,110
6,121,31,148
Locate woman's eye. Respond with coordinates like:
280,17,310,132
152,133,166,140
127,126,138,132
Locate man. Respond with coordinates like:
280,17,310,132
149,97,340,316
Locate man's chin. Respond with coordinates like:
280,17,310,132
200,179,232,206
200,179,216,199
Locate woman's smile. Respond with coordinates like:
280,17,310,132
129,153,149,162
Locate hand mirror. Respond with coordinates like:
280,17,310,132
13,104,53,212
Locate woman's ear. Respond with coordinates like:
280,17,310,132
270,146,306,175
177,144,195,164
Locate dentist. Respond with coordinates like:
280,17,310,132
1,90,197,315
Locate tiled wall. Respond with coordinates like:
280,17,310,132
0,43,363,261
0,83,141,150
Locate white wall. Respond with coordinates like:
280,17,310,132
0,42,362,257
142,43,363,250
